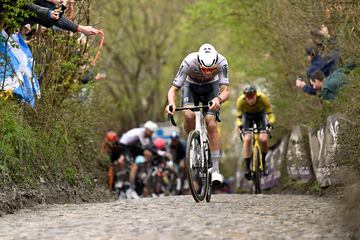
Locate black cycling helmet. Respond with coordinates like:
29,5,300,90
243,84,257,96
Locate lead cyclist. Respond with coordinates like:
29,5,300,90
165,43,230,186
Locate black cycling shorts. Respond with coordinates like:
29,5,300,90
181,81,220,116
109,143,143,163
242,109,267,133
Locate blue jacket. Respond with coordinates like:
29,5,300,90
303,52,340,95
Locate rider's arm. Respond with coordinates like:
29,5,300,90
209,84,229,110
167,85,180,106
262,94,276,125
218,84,230,103
218,56,229,86
172,59,190,88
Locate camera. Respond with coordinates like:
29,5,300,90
54,4,67,18
296,73,303,81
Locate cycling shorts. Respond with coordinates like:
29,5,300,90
109,143,143,163
181,81,220,116
242,109,268,133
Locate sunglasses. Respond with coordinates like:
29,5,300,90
199,65,218,73
245,93,256,99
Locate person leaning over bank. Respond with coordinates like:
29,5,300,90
309,70,348,101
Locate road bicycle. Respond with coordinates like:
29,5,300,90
240,122,271,194
136,155,180,197
168,103,219,202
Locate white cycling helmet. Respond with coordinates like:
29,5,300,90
198,43,218,68
144,121,158,132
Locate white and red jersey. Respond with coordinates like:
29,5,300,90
172,52,229,87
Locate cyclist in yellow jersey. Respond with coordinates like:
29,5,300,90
236,85,276,180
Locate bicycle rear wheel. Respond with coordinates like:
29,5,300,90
186,130,209,202
253,146,262,194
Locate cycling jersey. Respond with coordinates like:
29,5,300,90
172,52,229,87
235,92,276,127
120,128,150,147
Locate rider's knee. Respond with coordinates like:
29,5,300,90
183,110,195,122
206,118,217,133
259,134,269,144
243,134,252,145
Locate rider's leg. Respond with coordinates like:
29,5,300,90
183,109,195,133
242,133,252,180
115,155,126,170
206,115,224,184
259,132,269,175
129,163,138,189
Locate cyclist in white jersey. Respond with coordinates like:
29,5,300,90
165,43,230,185
117,121,158,198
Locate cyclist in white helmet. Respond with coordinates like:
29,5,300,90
165,43,230,186
116,120,158,198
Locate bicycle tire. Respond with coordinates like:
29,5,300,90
186,130,209,202
253,146,261,194
205,139,212,202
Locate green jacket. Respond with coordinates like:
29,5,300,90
321,69,348,100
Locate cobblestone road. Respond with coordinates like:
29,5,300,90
0,194,349,240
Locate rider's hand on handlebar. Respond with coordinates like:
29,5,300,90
238,125,244,134
165,104,176,115
209,97,221,111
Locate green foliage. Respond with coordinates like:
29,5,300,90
96,0,194,130
0,0,32,31
0,0,108,192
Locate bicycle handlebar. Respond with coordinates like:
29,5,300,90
167,102,220,127
239,125,273,142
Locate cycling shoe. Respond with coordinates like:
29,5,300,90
244,171,253,181
211,169,224,187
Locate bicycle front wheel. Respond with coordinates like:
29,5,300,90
253,146,262,194
205,139,212,202
186,130,209,202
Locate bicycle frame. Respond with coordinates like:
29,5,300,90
251,123,263,172
195,110,210,169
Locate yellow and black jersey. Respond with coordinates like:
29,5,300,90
235,92,276,127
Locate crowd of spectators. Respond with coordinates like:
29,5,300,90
295,25,356,101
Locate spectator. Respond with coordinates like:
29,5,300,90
310,70,348,101
21,24,33,44
21,1,103,36
296,46,340,95
63,0,75,20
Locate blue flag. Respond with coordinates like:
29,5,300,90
0,30,41,107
